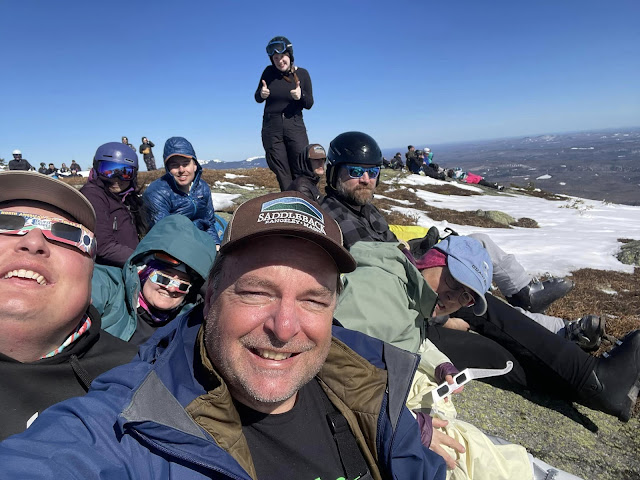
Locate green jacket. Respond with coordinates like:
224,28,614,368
334,241,451,377
91,214,217,341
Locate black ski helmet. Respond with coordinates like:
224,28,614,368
326,131,383,188
266,36,294,64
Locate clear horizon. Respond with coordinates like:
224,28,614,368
2,0,639,169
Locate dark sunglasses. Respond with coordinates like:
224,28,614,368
266,41,288,56
96,161,136,181
0,211,96,257
345,166,381,179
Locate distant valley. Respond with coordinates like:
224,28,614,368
201,127,640,206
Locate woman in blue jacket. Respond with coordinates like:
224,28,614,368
142,137,221,247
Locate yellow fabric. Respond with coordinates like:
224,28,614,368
407,342,533,480
389,224,430,242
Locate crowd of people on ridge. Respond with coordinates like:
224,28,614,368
0,34,638,480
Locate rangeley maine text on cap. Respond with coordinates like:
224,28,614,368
258,197,326,234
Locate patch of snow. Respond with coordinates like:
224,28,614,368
600,288,618,295
211,193,241,210
224,173,248,179
214,181,255,191
570,147,594,150
536,174,552,180
559,182,566,186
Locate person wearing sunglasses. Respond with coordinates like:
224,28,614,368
0,172,137,440
255,36,314,191
335,235,640,424
91,213,217,345
321,131,398,249
80,142,148,268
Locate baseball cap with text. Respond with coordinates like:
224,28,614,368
221,192,356,273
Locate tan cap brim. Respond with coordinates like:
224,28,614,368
0,171,96,232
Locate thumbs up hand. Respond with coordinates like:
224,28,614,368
260,80,270,99
290,80,301,100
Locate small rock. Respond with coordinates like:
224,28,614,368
617,240,640,266
475,210,516,226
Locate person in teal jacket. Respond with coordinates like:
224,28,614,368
91,214,217,344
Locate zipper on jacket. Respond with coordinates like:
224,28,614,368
113,216,118,231
129,428,250,480
380,355,421,464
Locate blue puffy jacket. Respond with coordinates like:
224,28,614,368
0,307,446,480
142,137,221,243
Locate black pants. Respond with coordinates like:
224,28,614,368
427,294,596,399
143,155,157,171
262,113,309,191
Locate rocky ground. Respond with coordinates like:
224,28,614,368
454,381,640,480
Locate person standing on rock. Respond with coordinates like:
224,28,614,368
255,36,314,191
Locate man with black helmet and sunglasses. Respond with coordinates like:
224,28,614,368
255,36,314,191
321,131,397,249
0,172,136,440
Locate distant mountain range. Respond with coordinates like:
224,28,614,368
199,127,640,205
201,156,267,170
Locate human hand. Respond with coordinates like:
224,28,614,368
260,80,270,99
290,80,301,100
430,418,465,470
443,317,470,331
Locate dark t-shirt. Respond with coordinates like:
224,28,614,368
237,379,347,480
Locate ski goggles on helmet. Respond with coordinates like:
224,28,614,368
149,271,192,293
0,211,97,257
345,165,381,179
96,161,136,181
266,40,289,56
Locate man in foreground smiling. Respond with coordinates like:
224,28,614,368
0,171,136,441
0,191,447,480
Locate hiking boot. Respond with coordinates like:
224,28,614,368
576,330,640,422
565,315,605,351
506,277,574,313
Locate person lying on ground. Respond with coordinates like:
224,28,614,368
334,237,640,423
0,191,448,480
143,136,222,247
336,237,587,479
80,142,148,268
447,167,504,190
92,214,217,345
0,172,136,441
322,131,573,313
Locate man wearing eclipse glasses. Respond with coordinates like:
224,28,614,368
0,171,137,441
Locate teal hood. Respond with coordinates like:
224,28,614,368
92,214,217,341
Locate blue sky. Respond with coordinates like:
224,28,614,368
1,0,639,169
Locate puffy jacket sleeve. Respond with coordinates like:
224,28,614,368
142,179,172,229
197,182,221,244
81,185,135,267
